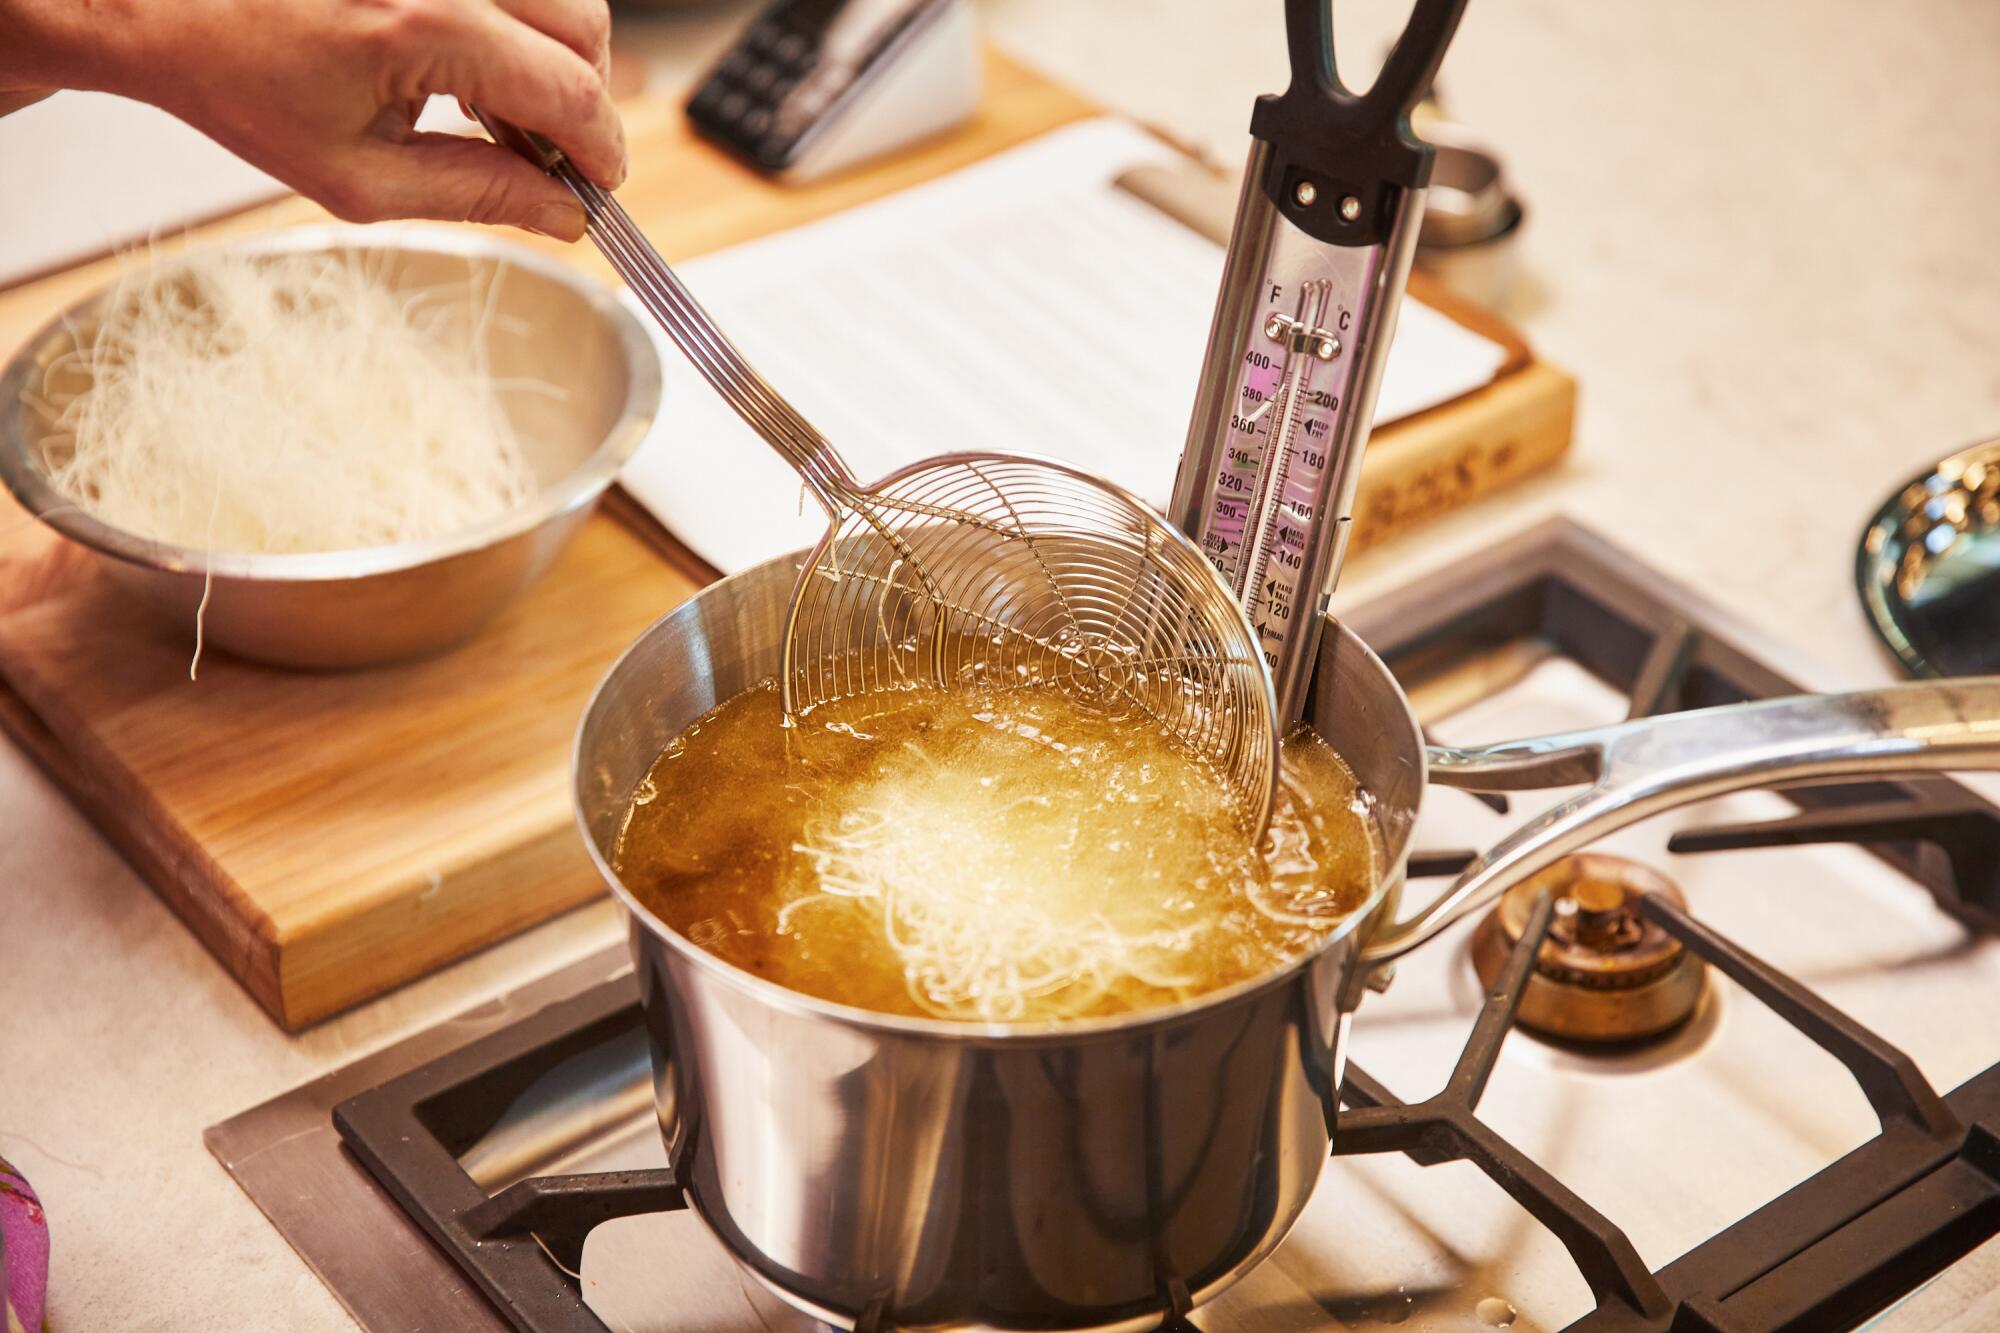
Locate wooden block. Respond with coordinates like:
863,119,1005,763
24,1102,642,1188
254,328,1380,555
0,518,696,1027
1350,358,1576,554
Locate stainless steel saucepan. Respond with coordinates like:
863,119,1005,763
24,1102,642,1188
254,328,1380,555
573,552,2000,1332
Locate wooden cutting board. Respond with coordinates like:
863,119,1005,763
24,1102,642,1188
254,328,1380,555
0,51,1572,1030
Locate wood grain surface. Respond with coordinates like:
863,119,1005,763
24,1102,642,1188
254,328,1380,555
0,50,1570,1029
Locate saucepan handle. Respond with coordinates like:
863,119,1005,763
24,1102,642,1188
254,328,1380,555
1358,677,2000,968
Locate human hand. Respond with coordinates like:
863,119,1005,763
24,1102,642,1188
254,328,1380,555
0,88,54,116
3,0,626,241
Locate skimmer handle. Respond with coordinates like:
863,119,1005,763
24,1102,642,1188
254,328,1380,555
471,107,861,511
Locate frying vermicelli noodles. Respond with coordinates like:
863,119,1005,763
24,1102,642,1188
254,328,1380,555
614,678,1378,1023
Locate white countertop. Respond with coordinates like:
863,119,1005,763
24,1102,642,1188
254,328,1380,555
3,1,1998,1327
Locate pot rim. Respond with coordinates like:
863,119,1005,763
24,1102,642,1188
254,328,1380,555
572,556,1415,1045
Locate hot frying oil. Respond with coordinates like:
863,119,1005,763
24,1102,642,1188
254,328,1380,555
614,682,1379,1022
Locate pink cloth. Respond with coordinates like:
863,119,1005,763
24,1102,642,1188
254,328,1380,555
0,1155,49,1332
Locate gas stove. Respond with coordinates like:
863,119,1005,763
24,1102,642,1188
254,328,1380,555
207,519,2000,1332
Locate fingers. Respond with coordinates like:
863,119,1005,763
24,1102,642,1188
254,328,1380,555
325,132,589,239
492,0,612,83
0,88,56,117
447,2,626,189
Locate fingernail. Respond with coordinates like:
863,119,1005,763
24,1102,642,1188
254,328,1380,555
526,200,586,241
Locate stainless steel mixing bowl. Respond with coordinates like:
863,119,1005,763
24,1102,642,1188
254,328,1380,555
0,225,661,668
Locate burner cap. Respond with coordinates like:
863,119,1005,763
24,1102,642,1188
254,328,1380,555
1470,853,1705,1043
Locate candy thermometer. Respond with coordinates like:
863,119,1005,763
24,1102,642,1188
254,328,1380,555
1170,0,1470,720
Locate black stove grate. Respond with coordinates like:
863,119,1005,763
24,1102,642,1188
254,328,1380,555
1330,879,2000,1333
336,982,667,1331
333,520,2000,1333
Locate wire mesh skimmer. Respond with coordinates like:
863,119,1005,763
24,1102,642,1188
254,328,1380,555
478,115,1279,829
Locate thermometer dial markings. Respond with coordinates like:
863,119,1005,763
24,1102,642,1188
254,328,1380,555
1204,279,1345,663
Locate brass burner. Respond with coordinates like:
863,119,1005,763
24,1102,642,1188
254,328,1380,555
1470,853,1706,1042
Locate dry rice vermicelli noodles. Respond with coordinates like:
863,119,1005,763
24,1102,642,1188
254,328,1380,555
20,247,555,671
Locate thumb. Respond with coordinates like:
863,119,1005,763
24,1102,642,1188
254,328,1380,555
0,88,55,116
341,133,588,240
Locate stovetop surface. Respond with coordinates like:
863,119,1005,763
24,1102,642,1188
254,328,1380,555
208,521,2000,1333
